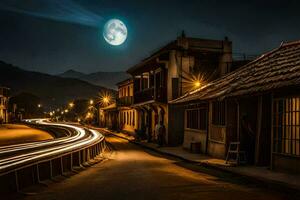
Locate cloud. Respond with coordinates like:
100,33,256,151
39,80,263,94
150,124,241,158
0,0,103,27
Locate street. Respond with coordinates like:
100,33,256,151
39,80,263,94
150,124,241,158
20,134,297,200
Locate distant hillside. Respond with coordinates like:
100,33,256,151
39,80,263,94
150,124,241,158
0,61,115,107
58,70,130,89
59,69,86,79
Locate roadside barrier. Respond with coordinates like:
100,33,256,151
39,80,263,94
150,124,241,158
0,122,106,194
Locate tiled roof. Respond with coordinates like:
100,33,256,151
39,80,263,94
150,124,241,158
171,40,300,104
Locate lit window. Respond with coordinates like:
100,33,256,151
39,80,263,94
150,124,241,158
273,97,300,156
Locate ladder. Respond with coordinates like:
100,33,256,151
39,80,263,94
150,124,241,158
226,142,247,165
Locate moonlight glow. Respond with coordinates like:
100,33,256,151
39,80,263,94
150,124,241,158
103,19,127,46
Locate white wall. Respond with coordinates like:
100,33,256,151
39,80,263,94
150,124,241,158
183,129,207,153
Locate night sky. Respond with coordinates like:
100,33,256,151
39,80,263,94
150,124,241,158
0,0,300,74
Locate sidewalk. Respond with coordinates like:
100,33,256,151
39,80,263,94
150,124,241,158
99,128,300,192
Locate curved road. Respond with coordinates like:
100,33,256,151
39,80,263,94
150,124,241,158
0,120,104,175
22,134,298,200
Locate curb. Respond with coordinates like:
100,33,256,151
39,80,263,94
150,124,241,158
102,129,300,193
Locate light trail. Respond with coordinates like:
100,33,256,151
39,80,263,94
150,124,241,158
0,119,104,174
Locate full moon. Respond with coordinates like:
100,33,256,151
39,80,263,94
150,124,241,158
103,19,127,46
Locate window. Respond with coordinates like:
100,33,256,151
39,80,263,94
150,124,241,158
155,72,161,87
149,73,154,87
212,101,225,126
273,97,300,156
186,108,207,130
142,73,149,89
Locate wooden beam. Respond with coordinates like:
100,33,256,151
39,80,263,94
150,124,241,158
270,93,274,170
255,96,263,165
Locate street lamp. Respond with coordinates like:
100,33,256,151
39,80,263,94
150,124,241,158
89,99,94,105
65,109,69,113
37,104,42,108
86,112,92,119
69,102,74,108
194,80,201,88
103,96,110,104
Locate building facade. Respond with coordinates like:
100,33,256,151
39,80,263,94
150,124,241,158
99,103,118,130
126,33,233,145
0,87,9,123
117,79,138,134
172,40,300,173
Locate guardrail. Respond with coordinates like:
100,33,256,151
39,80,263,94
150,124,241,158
0,121,106,194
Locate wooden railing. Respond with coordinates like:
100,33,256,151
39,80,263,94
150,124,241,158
117,96,133,106
134,87,167,104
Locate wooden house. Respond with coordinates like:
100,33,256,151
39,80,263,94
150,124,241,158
172,40,300,173
127,33,233,145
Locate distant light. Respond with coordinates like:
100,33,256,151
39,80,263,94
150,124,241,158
61,111,64,114
90,99,94,105
65,109,69,113
69,102,74,108
86,112,92,119
37,104,42,108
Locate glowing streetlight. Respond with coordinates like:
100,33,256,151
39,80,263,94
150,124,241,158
61,111,64,115
101,95,111,107
89,99,94,105
69,102,74,108
194,80,201,88
64,109,69,113
37,104,42,108
86,112,92,119
97,91,113,107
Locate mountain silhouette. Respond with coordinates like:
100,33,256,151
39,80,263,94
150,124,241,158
58,69,130,89
0,61,115,107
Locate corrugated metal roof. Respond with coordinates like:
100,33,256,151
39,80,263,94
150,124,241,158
171,40,300,104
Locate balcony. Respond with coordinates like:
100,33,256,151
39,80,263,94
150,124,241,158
134,87,167,104
117,96,133,107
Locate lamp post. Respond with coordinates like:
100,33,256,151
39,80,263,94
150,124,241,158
90,99,94,105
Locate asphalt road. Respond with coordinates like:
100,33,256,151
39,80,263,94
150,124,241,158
23,135,298,200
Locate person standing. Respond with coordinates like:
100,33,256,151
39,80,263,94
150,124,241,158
157,121,166,147
241,114,255,164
